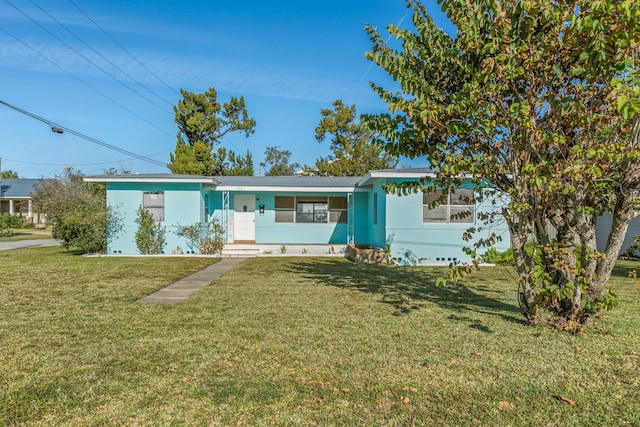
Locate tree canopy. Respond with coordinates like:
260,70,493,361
31,169,121,253
260,146,300,176
0,170,18,178
168,87,256,176
303,100,398,176
366,0,639,329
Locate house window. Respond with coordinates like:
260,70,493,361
275,196,294,222
297,197,327,223
329,197,348,223
423,190,474,223
143,191,164,221
275,196,348,224
204,194,209,222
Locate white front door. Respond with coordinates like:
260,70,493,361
233,194,256,242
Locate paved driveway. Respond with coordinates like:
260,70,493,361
0,239,60,251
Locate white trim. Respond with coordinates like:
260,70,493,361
215,185,358,193
357,171,438,187
84,176,215,184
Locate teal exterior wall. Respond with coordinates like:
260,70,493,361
104,176,510,261
208,191,356,245
375,178,510,264
107,182,203,254
369,181,388,249
352,191,369,245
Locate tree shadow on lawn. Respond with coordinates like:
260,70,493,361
288,259,523,329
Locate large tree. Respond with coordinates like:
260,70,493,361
366,0,639,329
260,146,299,176
31,169,121,253
168,87,256,176
303,100,398,176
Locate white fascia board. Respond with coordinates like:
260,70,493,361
84,177,215,184
369,171,438,179
356,171,437,187
215,185,358,193
357,171,477,187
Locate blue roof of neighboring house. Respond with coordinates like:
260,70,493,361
0,178,42,198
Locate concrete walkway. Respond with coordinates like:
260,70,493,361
0,239,60,251
137,257,249,304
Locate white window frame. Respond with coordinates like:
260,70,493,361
423,190,474,224
143,191,164,221
275,196,348,224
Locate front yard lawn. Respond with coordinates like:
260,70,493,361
0,228,54,242
1,247,638,425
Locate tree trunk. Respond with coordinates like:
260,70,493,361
590,115,640,301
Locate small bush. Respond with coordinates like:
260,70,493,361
0,213,21,237
481,247,515,265
135,206,166,254
624,234,640,258
174,218,224,255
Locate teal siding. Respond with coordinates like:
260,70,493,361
369,182,387,249
209,191,352,244
107,182,203,254
380,178,510,264
353,191,369,244
103,175,511,260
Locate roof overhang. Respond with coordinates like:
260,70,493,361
357,170,438,187
215,185,358,193
84,175,216,184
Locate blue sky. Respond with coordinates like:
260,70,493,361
0,0,454,178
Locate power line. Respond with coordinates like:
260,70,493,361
0,25,173,137
28,0,175,108
4,0,172,114
0,99,168,168
68,0,182,99
3,151,170,167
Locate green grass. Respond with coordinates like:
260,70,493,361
1,248,639,425
0,228,54,241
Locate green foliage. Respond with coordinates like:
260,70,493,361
0,170,18,178
435,262,479,288
624,234,640,258
303,100,398,176
174,218,225,255
225,149,254,176
260,146,299,176
365,0,640,327
134,206,166,255
31,169,120,253
0,213,21,237
481,248,515,266
168,87,256,176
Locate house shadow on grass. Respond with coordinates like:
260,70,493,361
287,259,523,329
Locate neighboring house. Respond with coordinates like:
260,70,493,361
86,169,511,263
0,178,46,225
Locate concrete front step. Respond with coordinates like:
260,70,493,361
221,244,346,257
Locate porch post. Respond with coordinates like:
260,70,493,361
222,191,230,243
27,200,33,218
347,192,354,244
9,199,14,214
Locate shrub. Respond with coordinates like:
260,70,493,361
135,206,166,254
175,218,224,255
481,247,515,265
0,213,21,237
31,169,121,254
